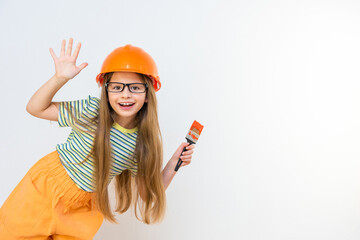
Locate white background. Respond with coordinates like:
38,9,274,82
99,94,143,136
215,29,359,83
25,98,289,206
1,0,360,239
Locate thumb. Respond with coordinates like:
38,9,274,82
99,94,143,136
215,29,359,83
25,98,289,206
78,62,88,71
173,142,189,159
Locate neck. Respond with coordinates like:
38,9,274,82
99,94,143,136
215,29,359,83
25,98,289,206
115,116,137,129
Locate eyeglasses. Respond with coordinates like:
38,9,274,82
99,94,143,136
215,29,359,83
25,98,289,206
105,82,148,93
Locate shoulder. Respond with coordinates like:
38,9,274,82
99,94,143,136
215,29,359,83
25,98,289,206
85,95,100,111
87,95,100,105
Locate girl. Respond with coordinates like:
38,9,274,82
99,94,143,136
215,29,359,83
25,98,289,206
0,38,195,240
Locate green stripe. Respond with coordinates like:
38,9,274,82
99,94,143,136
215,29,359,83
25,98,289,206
57,96,138,192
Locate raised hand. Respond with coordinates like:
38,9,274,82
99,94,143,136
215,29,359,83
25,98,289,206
49,38,88,81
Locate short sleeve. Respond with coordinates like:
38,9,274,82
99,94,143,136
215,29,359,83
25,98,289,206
58,95,100,127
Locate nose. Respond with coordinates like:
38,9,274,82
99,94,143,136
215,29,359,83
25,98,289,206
120,85,132,97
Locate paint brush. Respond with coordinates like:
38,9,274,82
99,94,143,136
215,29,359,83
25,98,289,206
174,120,204,171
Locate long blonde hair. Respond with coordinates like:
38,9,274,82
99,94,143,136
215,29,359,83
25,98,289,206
92,72,166,224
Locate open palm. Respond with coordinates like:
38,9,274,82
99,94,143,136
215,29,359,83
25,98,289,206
49,38,88,81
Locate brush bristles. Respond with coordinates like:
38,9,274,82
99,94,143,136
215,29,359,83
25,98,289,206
185,131,198,143
185,120,204,144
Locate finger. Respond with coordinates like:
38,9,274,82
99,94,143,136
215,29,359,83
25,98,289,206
60,39,66,56
176,142,187,153
181,149,193,156
77,62,88,71
179,161,190,166
72,42,82,59
180,154,192,160
186,145,195,150
182,149,194,156
182,142,190,149
49,48,57,61
182,157,192,161
66,38,73,56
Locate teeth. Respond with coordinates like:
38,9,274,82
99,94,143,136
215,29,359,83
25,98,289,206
120,103,133,106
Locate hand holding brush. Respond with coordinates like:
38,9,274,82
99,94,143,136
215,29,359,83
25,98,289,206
175,120,204,171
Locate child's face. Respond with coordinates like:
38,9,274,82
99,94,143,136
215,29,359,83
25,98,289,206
107,72,147,128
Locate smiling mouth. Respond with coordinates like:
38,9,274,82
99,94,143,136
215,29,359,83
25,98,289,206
119,103,135,107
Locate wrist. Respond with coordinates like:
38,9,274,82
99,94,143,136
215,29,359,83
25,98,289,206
52,74,70,83
164,157,179,173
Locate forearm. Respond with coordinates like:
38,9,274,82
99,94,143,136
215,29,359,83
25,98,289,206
162,143,194,190
162,158,178,190
26,75,67,115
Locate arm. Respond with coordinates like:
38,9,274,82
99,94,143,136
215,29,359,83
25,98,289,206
135,143,195,199
26,76,64,121
26,38,87,121
162,142,195,190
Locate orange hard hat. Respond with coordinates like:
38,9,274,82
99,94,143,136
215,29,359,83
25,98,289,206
96,44,161,91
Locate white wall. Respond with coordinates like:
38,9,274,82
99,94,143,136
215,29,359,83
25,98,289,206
1,0,360,239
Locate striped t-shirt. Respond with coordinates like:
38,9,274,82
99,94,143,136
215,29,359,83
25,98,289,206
56,95,138,192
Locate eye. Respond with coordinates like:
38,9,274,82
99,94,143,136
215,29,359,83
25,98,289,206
129,83,146,92
109,83,124,91
130,86,140,90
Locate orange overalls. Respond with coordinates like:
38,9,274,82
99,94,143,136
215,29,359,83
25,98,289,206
0,150,103,240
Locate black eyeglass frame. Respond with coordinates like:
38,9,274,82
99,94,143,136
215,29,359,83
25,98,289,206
105,82,148,93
